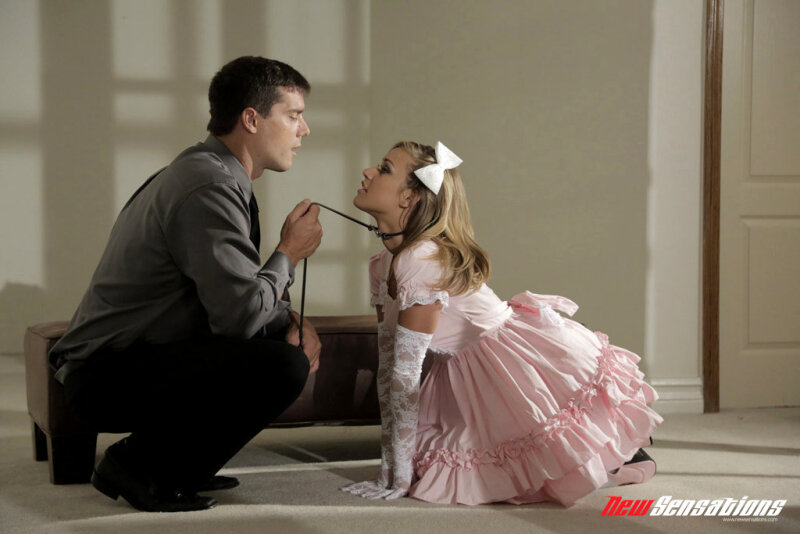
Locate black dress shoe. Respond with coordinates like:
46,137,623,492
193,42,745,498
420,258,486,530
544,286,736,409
91,440,216,513
197,475,239,492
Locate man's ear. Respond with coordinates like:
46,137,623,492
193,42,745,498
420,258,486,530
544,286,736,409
241,108,259,134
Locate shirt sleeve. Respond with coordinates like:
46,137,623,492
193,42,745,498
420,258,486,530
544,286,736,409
392,242,449,311
165,182,293,338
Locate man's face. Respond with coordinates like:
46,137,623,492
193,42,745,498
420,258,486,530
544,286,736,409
253,87,310,175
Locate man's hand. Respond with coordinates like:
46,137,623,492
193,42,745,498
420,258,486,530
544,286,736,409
285,312,321,374
276,199,322,266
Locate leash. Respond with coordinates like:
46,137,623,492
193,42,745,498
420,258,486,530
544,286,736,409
297,203,401,342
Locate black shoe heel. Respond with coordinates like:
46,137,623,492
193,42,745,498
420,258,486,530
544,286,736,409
91,470,120,500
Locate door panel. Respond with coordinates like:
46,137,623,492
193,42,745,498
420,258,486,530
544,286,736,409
720,0,800,407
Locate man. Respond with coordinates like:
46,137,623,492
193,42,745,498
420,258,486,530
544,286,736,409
49,56,323,512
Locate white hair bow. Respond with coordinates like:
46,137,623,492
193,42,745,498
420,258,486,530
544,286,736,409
413,141,462,195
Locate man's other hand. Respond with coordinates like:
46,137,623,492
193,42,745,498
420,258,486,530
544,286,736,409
285,312,321,374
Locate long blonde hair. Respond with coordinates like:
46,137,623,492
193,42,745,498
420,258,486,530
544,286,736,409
392,141,490,296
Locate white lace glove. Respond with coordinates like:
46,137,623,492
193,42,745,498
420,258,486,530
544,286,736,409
344,324,432,500
341,321,397,496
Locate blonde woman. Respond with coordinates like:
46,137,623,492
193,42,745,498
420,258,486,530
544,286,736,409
342,141,662,506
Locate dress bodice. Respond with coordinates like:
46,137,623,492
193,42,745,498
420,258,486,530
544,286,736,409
369,241,512,355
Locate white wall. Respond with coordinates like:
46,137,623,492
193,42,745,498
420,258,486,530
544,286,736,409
0,0,704,412
1,0,46,348
645,0,705,413
367,0,703,413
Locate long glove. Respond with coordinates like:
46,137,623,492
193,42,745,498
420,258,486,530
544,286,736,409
341,324,432,500
341,321,397,495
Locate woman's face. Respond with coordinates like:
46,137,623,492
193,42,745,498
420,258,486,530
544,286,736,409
353,147,416,219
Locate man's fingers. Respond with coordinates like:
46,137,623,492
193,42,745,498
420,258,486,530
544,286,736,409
307,349,319,374
286,330,300,347
309,349,320,374
288,199,312,221
304,203,320,219
305,343,320,365
298,332,320,374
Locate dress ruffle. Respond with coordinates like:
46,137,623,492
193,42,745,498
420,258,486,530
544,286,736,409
409,293,662,506
371,280,450,311
397,283,450,311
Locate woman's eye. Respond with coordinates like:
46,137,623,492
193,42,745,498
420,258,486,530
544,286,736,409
379,164,390,174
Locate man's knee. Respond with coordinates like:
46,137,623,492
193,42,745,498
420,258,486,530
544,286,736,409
245,342,309,398
241,344,308,426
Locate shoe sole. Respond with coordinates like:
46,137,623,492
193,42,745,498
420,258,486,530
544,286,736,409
198,476,240,492
608,460,656,486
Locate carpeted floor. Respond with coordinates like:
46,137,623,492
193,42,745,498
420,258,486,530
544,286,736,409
1,352,798,534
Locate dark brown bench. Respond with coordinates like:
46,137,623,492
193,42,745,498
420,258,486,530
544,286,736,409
25,316,379,484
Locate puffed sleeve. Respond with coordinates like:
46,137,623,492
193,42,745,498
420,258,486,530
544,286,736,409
369,249,390,308
392,241,450,311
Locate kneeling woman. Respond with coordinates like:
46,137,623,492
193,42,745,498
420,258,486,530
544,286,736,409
342,141,661,506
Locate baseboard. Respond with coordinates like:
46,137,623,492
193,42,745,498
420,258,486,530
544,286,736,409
649,378,704,414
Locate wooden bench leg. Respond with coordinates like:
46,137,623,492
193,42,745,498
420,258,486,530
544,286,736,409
32,420,48,461
46,432,98,484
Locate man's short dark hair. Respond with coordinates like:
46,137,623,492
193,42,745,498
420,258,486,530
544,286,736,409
207,56,311,136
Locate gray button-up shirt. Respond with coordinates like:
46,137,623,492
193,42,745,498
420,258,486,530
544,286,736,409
51,135,294,382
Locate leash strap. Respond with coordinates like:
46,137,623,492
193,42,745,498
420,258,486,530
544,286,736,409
297,202,394,343
299,256,308,342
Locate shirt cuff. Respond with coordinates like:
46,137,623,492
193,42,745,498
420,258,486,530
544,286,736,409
256,299,292,338
264,250,295,287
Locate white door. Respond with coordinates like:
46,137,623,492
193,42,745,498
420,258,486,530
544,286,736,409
720,0,800,408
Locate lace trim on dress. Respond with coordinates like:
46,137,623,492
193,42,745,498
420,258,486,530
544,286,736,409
398,290,450,311
372,281,450,311
414,331,643,473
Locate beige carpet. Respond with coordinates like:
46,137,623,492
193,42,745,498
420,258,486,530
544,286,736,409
1,352,798,534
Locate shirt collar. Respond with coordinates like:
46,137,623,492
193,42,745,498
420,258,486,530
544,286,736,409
203,134,253,199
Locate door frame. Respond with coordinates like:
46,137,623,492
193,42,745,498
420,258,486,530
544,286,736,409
703,0,724,413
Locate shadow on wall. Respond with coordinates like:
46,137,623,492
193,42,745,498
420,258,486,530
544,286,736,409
0,0,373,353
1,1,115,354
2,0,654,355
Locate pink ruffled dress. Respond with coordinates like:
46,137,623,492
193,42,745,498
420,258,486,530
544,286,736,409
369,240,663,506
